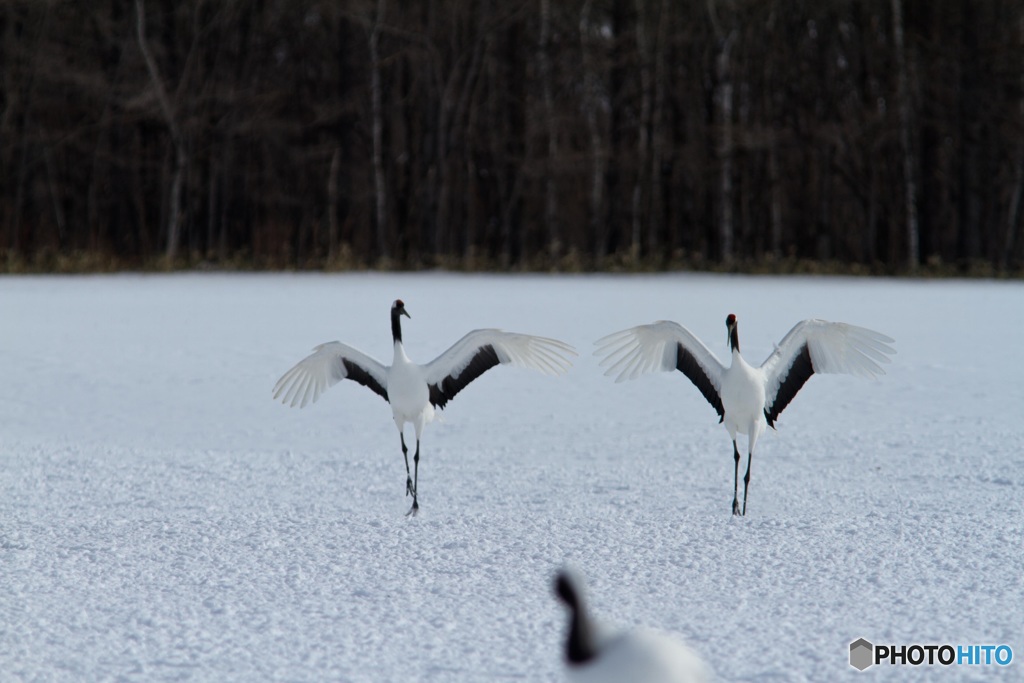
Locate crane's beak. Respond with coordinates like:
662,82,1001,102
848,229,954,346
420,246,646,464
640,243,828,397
401,307,411,319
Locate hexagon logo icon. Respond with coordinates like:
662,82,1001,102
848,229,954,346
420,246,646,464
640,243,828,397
850,638,874,671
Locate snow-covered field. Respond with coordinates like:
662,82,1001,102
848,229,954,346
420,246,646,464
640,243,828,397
1,272,1021,682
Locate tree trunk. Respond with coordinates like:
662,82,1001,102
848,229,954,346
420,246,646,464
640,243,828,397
328,146,341,263
769,141,783,258
369,0,388,261
41,133,66,248
647,0,669,258
579,0,607,262
218,135,232,262
206,152,216,260
135,0,187,264
714,28,736,263
891,0,919,271
631,0,652,260
538,0,559,258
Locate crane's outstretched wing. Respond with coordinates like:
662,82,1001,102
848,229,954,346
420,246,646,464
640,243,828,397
761,319,896,427
421,329,576,409
273,342,389,408
595,321,727,420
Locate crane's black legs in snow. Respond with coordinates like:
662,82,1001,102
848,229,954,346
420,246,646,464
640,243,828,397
732,441,742,516
729,441,753,517
741,451,752,516
400,434,414,497
405,440,421,517
399,433,420,516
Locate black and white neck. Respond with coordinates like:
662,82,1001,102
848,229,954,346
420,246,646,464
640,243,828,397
391,299,409,345
555,570,600,666
726,314,740,354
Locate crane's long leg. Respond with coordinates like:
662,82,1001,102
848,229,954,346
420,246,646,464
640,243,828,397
741,451,753,516
732,440,742,516
405,440,420,517
400,433,414,497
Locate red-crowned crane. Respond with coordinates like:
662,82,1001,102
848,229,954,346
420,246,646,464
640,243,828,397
554,568,709,683
274,300,577,515
595,315,895,515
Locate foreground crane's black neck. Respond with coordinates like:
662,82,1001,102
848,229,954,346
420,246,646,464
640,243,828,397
727,315,740,354
391,301,406,344
555,572,599,665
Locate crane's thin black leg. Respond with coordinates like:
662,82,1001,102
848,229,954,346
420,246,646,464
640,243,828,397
732,441,742,516
400,434,413,497
405,440,421,517
741,451,753,516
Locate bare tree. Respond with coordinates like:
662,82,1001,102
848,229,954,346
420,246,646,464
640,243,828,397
579,0,608,261
647,0,670,257
369,0,389,261
135,0,188,264
763,10,784,259
538,0,559,257
891,0,919,270
708,0,736,263
631,0,652,259
328,146,342,262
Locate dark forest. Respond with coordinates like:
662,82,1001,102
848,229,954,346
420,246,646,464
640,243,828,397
2,0,1023,273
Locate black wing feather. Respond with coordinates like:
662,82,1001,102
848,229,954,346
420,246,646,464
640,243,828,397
676,343,725,421
342,358,389,402
764,343,814,427
428,345,500,409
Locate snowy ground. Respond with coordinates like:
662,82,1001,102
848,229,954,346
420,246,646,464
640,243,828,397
1,272,1021,682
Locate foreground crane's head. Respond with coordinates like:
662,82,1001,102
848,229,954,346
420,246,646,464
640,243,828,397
726,313,739,352
392,299,411,319
554,568,598,665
